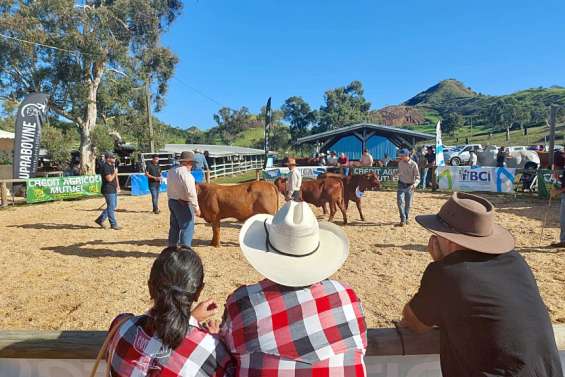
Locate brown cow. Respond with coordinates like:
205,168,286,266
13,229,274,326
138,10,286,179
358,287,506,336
318,173,381,221
273,177,348,224
197,181,279,247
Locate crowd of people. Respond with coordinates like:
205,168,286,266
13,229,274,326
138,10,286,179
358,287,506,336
98,194,563,377
86,145,565,376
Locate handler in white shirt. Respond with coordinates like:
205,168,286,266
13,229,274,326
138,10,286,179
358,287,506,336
286,158,302,201
167,151,201,247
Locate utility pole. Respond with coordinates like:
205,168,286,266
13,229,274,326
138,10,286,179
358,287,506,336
145,79,155,153
548,105,557,168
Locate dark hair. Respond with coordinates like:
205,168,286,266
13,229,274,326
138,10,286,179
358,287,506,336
149,246,204,349
152,154,159,159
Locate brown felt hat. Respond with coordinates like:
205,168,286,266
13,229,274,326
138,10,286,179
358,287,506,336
179,151,195,162
415,192,515,254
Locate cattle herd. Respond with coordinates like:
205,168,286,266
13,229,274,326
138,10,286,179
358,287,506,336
195,173,381,246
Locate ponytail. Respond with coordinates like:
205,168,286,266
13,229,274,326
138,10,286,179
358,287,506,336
149,246,204,349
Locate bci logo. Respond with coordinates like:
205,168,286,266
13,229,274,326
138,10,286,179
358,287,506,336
459,169,491,182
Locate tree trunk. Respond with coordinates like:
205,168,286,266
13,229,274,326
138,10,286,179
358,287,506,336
79,63,104,175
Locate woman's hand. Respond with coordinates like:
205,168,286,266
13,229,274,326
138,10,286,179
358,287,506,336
203,319,221,334
192,299,218,322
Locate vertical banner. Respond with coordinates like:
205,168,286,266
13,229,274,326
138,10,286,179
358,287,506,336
435,120,445,167
264,97,272,169
12,93,50,179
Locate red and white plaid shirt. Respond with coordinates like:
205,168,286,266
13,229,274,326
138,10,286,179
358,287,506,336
107,313,233,377
220,279,367,377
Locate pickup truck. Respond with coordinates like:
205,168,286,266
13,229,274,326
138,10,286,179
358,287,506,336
444,144,483,166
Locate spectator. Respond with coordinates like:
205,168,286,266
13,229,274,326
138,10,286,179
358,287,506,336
326,151,338,166
396,148,420,226
469,150,478,167
106,246,232,377
337,152,349,166
382,153,391,167
550,146,565,248
360,148,374,166
167,151,201,247
95,152,121,230
145,154,162,214
318,153,326,166
193,148,210,171
222,201,367,376
496,146,507,167
285,158,302,201
204,150,213,169
401,192,563,377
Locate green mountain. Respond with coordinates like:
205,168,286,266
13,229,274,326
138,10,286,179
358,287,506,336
403,79,478,107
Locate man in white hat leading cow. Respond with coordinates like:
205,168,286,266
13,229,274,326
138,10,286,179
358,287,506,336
221,201,368,376
166,151,201,247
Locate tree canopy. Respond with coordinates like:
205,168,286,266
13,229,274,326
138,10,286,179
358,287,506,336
0,0,181,173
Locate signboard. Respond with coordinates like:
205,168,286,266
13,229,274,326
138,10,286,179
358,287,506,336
352,167,399,186
26,175,102,203
262,166,329,181
13,93,50,179
537,169,562,199
130,169,205,196
436,166,516,193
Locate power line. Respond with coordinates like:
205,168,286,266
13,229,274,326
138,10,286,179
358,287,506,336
0,32,226,109
0,32,91,56
172,75,224,107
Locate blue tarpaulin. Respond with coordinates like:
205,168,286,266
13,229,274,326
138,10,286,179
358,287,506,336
130,169,205,196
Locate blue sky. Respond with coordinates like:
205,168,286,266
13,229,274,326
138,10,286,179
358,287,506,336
159,0,565,129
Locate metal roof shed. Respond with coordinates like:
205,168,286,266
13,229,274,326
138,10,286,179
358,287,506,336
296,123,434,160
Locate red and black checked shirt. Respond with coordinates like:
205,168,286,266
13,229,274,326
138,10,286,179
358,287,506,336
220,279,367,377
107,313,233,377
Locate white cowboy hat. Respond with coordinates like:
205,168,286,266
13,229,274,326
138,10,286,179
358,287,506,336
239,201,349,287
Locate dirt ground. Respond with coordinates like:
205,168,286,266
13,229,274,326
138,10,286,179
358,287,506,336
0,190,563,330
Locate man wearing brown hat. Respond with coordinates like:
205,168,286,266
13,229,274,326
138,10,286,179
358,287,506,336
400,192,563,377
166,151,201,247
285,158,302,201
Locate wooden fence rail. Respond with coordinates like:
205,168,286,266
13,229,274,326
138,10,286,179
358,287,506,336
0,325,563,359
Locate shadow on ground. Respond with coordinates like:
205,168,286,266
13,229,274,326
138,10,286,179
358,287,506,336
373,242,427,252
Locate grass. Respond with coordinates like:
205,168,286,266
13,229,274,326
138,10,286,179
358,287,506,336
232,127,264,148
442,124,565,147
212,170,258,184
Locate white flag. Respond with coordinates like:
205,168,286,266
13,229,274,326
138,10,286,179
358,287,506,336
435,121,445,167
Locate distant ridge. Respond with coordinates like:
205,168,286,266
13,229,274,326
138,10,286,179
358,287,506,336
403,79,478,107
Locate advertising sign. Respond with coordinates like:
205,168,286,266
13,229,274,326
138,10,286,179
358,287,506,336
26,175,102,203
262,166,329,181
352,167,399,186
436,166,516,193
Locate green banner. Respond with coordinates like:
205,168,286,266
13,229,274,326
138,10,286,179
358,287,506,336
537,169,561,199
26,175,102,203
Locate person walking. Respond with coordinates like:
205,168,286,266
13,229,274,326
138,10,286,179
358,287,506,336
550,146,565,248
469,150,478,167
145,154,162,214
396,148,420,226
222,201,367,376
167,151,201,247
285,158,302,201
95,152,122,230
419,147,431,189
401,192,563,377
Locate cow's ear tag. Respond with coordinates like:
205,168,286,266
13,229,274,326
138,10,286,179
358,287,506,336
355,187,364,198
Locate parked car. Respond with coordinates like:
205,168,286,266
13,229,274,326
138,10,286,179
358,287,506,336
444,144,483,166
506,146,528,153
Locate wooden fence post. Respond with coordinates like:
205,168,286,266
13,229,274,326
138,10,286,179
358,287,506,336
1,182,7,207
205,170,210,183
256,169,261,181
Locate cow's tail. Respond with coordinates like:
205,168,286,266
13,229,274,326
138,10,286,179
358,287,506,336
272,182,280,212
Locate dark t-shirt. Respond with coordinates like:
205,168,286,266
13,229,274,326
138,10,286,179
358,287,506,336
146,162,161,187
410,250,562,377
496,152,506,167
426,152,436,165
101,162,117,195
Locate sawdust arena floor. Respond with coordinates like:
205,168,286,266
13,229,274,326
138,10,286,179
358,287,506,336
0,190,563,330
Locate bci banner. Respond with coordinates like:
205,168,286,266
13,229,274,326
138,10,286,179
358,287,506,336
436,166,516,193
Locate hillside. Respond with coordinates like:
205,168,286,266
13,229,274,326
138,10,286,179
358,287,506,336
403,79,478,107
